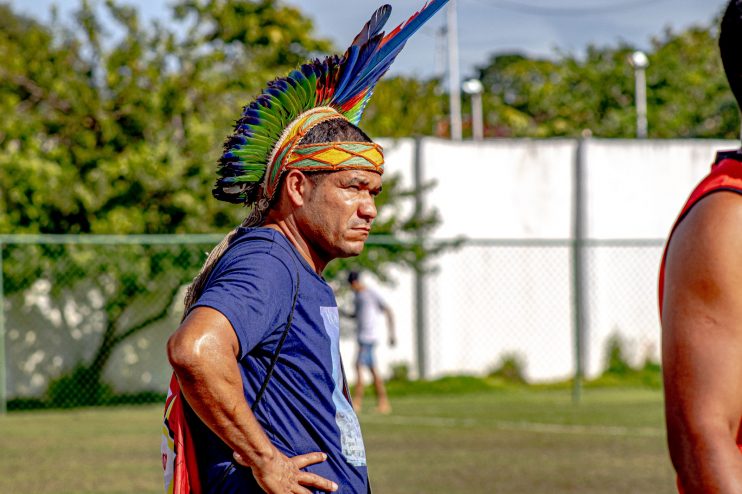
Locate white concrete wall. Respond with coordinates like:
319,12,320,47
343,138,739,383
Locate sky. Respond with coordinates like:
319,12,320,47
11,0,731,80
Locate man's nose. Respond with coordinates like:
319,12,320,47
359,195,377,221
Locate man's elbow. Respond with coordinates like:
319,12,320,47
167,331,199,375
667,416,739,472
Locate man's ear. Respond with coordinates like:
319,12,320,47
283,169,310,208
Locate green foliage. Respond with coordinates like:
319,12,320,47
46,365,114,408
591,332,662,389
649,25,738,138
362,76,447,138
603,333,632,376
587,366,662,389
385,375,504,396
389,361,411,383
488,352,528,384
474,6,737,138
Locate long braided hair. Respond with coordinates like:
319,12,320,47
182,118,373,316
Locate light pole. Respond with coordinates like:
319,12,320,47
629,50,649,139
462,78,484,141
447,0,462,140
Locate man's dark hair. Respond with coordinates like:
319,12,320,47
300,118,373,145
347,271,360,284
720,0,742,110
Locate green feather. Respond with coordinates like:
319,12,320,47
252,107,283,135
244,131,275,150
289,71,310,109
230,149,268,161
274,89,299,117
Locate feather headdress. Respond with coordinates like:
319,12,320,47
213,0,450,206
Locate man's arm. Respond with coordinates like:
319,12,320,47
662,191,742,493
167,306,338,493
383,307,396,347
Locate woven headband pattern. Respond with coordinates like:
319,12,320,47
263,107,384,199
288,142,384,171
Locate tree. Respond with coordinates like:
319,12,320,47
649,25,737,138
362,76,448,138
473,7,737,139
0,1,442,406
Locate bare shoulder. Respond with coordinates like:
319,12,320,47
667,191,742,279
664,190,742,330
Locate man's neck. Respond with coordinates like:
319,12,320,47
263,220,326,274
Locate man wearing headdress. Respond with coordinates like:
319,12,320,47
660,1,742,492
162,2,449,493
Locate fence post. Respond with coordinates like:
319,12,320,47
571,137,588,404
413,136,428,380
0,241,6,414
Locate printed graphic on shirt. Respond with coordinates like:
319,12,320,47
320,306,367,466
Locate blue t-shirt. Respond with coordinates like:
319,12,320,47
189,228,369,494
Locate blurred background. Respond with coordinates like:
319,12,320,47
0,1,737,493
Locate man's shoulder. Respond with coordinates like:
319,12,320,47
668,191,742,286
360,286,386,306
686,190,742,231
211,228,297,279
226,228,294,261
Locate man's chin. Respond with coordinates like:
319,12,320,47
336,240,367,258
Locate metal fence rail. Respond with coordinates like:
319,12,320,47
0,235,665,412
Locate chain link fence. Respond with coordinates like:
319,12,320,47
0,235,665,411
0,235,220,411
585,242,666,366
419,239,664,384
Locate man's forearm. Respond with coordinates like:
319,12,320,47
174,359,276,468
672,426,742,493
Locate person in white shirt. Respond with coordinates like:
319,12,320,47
347,271,396,414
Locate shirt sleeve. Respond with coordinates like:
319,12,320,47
191,244,295,360
372,289,388,310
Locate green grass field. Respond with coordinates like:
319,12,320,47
0,387,675,494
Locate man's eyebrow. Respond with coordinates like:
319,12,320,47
345,177,371,186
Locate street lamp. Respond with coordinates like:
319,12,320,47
447,0,462,140
628,50,649,139
462,78,484,141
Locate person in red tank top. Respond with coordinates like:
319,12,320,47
660,153,742,493
660,2,742,492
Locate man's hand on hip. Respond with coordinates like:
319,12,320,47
233,450,338,493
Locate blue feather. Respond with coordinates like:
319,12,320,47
335,46,360,101
350,4,392,47
355,0,449,96
334,33,383,103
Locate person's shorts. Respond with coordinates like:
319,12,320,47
357,342,376,368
